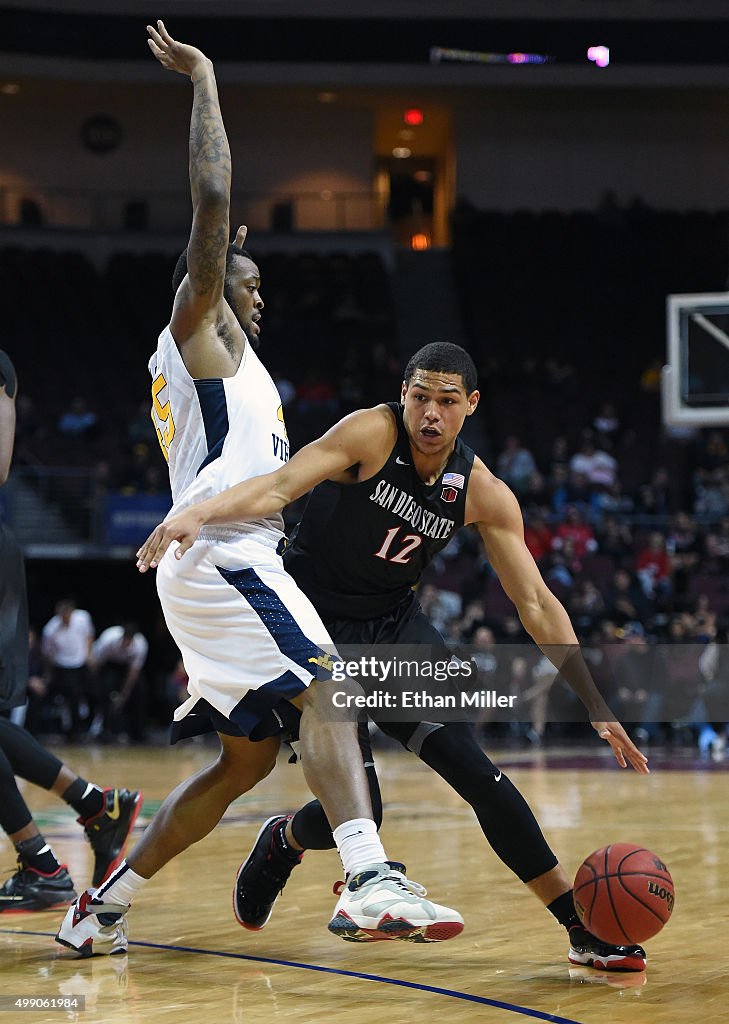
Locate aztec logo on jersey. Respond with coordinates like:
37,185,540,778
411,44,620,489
150,372,175,462
368,478,455,540
272,404,290,463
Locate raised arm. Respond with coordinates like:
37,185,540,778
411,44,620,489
0,350,17,484
136,406,394,570
467,461,649,774
147,20,231,343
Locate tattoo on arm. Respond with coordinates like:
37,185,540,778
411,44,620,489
187,72,232,296
189,78,231,197
188,224,228,296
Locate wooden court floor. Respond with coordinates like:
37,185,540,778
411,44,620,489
0,740,727,1024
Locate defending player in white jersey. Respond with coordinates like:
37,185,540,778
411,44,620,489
56,21,462,957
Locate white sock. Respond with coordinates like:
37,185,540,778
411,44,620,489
95,861,148,907
332,819,387,877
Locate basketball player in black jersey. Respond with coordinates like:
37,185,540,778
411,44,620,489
0,351,142,910
137,342,649,970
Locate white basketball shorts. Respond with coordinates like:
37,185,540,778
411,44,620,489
156,531,334,740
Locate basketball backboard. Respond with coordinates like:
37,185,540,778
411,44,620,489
663,292,729,426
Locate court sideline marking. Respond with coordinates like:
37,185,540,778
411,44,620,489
3,927,586,1024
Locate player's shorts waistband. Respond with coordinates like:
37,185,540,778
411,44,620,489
197,526,285,553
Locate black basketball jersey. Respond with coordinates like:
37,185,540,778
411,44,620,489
284,403,475,621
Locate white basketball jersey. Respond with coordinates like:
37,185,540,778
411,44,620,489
148,326,289,543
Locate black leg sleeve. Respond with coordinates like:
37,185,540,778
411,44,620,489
0,742,33,835
290,721,382,850
0,716,64,790
418,722,559,884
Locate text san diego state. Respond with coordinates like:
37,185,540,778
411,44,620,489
369,479,455,539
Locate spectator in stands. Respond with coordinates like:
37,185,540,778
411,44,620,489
89,623,149,743
57,397,97,438
547,435,570,483
605,568,653,626
41,599,94,739
416,583,452,636
569,435,618,489
595,515,633,565
454,598,487,643
693,430,729,474
697,626,729,758
549,465,571,517
543,549,576,591
685,594,717,643
666,512,702,594
658,617,703,737
634,481,663,516
560,471,599,519
693,466,729,518
594,480,634,520
22,628,47,735
613,622,660,742
569,580,606,637
470,626,501,678
520,654,561,746
702,515,729,574
647,467,674,516
496,435,537,496
592,402,620,440
552,506,598,559
495,614,528,642
635,532,672,599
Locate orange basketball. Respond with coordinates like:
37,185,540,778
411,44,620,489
573,843,674,945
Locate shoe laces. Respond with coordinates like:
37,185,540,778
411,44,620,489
384,869,427,898
332,864,427,898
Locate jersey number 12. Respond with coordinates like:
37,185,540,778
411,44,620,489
373,527,422,565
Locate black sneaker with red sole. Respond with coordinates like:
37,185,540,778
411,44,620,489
233,815,303,930
568,924,647,972
0,863,76,913
81,788,143,887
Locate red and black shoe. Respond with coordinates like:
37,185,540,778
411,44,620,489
568,924,647,972
0,861,76,913
233,815,303,930
81,788,143,887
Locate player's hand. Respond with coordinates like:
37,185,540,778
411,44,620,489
592,720,650,774
147,20,210,77
136,508,206,571
233,225,248,248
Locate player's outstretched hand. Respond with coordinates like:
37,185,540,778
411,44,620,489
591,720,650,774
147,20,210,77
136,508,206,572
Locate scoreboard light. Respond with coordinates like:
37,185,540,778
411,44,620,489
403,108,424,126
